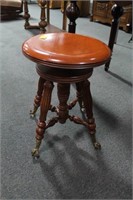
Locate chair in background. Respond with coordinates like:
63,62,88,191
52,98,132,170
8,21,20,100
0,0,23,20
23,0,90,33
61,0,90,17
105,1,132,71
23,0,68,32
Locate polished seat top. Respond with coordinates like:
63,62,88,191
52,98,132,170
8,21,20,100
22,32,111,69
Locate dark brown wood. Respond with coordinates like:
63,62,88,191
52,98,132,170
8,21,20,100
23,0,38,29
62,0,68,31
46,0,50,24
91,1,132,71
38,0,48,33
23,0,68,33
91,1,132,32
23,0,81,34
23,0,48,32
105,4,124,71
66,0,80,33
1,1,23,20
90,1,110,23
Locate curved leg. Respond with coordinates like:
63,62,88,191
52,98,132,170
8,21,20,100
81,80,101,149
30,77,46,117
32,81,54,158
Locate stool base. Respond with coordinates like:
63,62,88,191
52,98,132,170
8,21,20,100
30,77,101,158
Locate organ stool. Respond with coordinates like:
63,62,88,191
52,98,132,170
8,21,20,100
22,32,111,158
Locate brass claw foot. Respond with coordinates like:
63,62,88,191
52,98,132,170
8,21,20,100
93,142,101,150
30,111,35,118
89,131,101,150
31,148,40,158
29,106,38,118
31,138,42,158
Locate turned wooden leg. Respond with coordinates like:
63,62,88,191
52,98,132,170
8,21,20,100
57,83,70,124
32,81,54,158
23,0,31,29
30,77,46,117
81,80,101,149
38,0,47,33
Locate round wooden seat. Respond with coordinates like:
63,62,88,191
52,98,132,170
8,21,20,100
22,32,111,158
23,32,110,68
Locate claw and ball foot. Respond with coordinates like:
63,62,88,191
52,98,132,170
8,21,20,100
93,142,101,149
90,133,101,150
31,148,40,158
31,139,42,158
30,105,39,118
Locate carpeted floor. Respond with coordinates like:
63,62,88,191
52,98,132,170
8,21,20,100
0,3,132,199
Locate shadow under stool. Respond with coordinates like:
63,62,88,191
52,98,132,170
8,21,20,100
22,32,111,158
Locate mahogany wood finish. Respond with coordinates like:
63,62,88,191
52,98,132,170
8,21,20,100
22,32,111,158
23,33,110,67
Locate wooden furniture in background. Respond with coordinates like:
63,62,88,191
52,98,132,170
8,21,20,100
23,0,90,33
105,3,123,71
49,0,61,9
91,1,132,32
104,1,132,71
60,0,90,30
22,32,111,158
0,0,23,20
23,0,70,32
77,0,90,17
61,0,90,17
23,0,50,32
23,0,80,40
